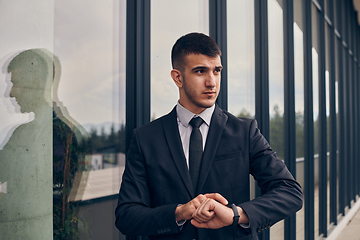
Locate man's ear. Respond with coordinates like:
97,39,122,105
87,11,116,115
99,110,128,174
171,69,183,88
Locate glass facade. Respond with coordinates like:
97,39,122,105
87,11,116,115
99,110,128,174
227,0,255,118
52,1,126,239
268,0,285,239
294,0,305,239
311,4,320,239
0,0,126,239
0,0,360,239
150,0,209,120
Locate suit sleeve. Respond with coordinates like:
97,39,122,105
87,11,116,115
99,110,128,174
238,119,303,237
115,129,180,237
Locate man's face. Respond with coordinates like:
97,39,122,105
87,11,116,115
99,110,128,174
177,53,222,114
8,70,36,113
9,71,26,112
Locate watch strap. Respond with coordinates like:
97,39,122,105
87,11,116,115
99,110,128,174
228,203,240,226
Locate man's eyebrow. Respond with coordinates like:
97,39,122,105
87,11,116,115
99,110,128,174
191,65,223,71
191,66,208,71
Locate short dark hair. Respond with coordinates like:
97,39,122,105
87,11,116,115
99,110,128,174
171,32,221,71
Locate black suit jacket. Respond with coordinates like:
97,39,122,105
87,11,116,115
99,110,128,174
115,105,303,240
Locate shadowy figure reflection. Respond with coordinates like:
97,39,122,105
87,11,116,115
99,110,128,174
0,49,90,240
52,54,91,240
0,49,54,239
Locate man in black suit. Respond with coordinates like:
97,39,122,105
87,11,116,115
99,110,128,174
115,32,303,240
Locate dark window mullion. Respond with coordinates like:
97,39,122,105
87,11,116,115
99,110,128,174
283,0,296,238
357,26,360,197
358,30,360,197
326,0,338,226
126,1,150,238
336,0,346,217
254,0,270,239
316,0,328,236
352,10,359,203
350,9,357,203
344,0,351,209
209,0,228,111
254,0,270,140
303,0,315,239
125,0,151,155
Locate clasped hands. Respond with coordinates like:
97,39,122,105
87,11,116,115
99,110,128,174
175,193,247,229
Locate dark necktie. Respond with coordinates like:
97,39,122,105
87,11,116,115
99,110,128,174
189,117,204,195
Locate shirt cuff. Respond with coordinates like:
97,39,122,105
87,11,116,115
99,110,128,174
176,219,187,226
239,223,250,228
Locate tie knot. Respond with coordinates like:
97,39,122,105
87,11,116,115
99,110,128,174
189,117,204,128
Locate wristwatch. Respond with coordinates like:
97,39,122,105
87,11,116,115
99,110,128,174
228,203,240,226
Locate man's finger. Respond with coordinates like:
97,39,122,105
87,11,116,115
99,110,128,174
204,193,228,205
191,219,210,229
192,198,215,223
192,194,207,209
195,194,207,203
192,208,214,222
192,213,214,223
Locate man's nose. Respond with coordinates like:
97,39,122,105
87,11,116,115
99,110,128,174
9,87,15,98
205,72,216,87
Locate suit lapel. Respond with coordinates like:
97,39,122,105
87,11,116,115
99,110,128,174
162,107,194,197
197,105,228,193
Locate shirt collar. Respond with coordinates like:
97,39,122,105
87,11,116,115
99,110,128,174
176,102,215,128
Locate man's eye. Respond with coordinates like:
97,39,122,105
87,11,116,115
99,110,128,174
196,70,204,73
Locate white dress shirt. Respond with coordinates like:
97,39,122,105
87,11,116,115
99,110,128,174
176,102,215,168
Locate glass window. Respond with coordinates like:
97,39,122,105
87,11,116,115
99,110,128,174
325,22,331,229
53,0,126,239
150,0,209,120
324,0,328,20
335,35,340,216
0,2,55,239
0,1,126,239
294,0,305,239
227,0,256,203
268,0,285,238
312,3,320,238
334,0,338,31
227,0,255,118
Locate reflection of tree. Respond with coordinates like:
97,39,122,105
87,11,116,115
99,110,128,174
53,118,126,239
49,51,126,239
270,105,307,160
52,51,92,239
270,105,284,160
269,105,307,160
295,111,305,158
313,114,331,156
81,123,126,154
237,108,253,118
237,106,325,160
53,110,87,240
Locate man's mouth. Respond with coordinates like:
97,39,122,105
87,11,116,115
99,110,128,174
203,91,216,96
